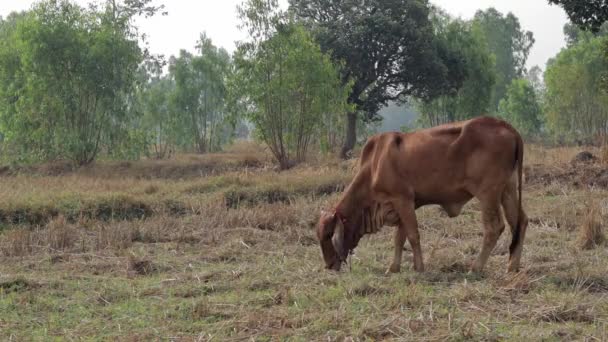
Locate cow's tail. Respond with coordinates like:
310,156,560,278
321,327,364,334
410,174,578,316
509,133,524,255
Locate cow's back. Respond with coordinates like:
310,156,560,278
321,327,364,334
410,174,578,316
359,117,521,205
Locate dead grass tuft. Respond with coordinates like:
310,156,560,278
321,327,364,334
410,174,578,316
577,203,605,250
190,299,233,321
223,175,347,209
533,303,595,323
0,194,153,227
46,215,77,251
239,155,263,168
94,222,137,250
501,271,533,293
127,255,157,276
143,184,160,194
548,275,608,293
601,143,608,165
0,229,35,257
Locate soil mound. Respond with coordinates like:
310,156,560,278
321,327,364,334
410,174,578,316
526,162,608,189
571,151,598,164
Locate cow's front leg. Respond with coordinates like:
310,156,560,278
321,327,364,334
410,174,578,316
390,198,424,273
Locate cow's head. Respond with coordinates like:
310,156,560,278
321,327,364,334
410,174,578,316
317,209,363,271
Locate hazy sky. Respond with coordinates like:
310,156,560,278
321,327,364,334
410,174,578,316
1,0,569,69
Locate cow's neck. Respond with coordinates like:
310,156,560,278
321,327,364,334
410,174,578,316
335,172,369,220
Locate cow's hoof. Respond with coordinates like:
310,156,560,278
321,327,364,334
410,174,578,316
412,260,425,272
386,264,401,274
468,259,483,273
469,265,484,274
507,265,520,273
507,260,520,273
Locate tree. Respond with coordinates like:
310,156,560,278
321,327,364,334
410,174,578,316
0,0,163,164
525,65,545,95
234,0,351,169
498,79,542,136
549,0,608,33
563,22,608,47
417,11,496,127
0,12,27,158
544,35,608,138
290,0,466,158
168,34,232,154
473,8,535,112
141,73,175,159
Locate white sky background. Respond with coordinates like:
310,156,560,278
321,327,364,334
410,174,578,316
1,0,568,69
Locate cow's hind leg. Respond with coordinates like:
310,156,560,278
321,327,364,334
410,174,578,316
388,221,408,274
502,177,528,272
389,198,423,273
472,194,505,273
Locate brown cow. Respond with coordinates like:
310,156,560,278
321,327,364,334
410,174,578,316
318,116,528,274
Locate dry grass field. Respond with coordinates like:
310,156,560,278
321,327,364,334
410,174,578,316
1,142,607,341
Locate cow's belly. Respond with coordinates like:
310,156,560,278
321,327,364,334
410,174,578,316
414,188,472,210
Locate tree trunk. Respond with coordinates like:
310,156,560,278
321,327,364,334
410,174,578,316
340,112,357,159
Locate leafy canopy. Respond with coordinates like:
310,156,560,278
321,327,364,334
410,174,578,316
549,0,608,33
472,8,535,112
0,0,163,164
498,79,542,136
544,34,608,138
234,0,351,168
418,9,496,127
290,0,464,121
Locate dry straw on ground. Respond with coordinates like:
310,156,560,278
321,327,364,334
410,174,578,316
577,202,605,250
1,142,608,340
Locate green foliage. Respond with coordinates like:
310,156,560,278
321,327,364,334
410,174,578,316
233,0,351,169
525,65,545,99
290,0,468,156
0,0,162,165
544,35,608,138
417,11,496,127
563,22,608,47
139,70,175,159
549,0,608,33
473,8,535,112
168,34,233,154
132,34,236,159
498,79,542,136
290,0,462,119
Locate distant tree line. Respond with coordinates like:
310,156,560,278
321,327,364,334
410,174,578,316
1,0,608,168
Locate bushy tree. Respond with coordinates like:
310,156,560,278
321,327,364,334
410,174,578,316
141,73,175,159
168,34,232,154
418,11,496,127
0,0,163,164
549,0,608,33
290,0,467,158
234,0,351,169
525,65,545,96
498,79,542,136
